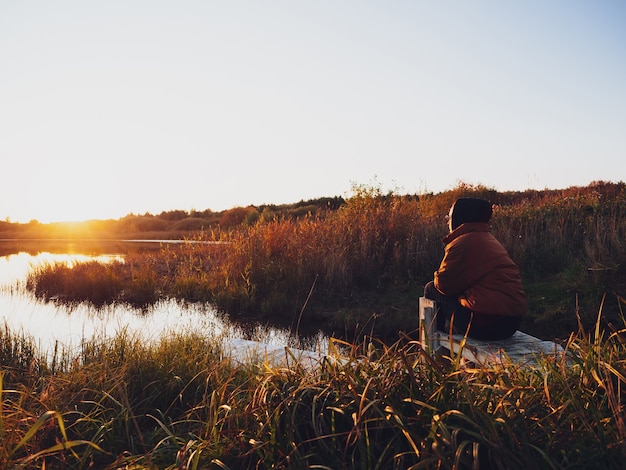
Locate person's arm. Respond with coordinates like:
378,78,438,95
433,241,472,296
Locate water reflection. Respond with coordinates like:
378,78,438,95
0,245,328,359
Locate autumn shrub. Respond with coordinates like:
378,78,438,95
172,217,208,231
219,207,258,228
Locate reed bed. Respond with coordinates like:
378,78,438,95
23,181,626,341
1,304,625,469
7,182,626,467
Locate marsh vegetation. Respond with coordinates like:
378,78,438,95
13,181,626,341
1,181,625,468
1,312,625,468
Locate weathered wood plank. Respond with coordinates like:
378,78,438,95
419,297,565,366
435,330,565,366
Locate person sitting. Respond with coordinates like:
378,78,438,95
424,197,527,340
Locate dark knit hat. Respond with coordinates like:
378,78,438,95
450,198,492,230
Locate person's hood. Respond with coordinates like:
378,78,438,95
450,198,492,230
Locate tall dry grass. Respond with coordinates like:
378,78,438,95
492,186,626,278
1,302,625,468
195,181,625,338
208,184,440,309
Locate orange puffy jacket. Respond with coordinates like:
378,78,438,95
434,222,527,317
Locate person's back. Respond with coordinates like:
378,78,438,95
424,198,526,340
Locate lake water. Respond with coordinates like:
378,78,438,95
0,240,328,359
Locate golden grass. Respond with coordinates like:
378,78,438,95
1,302,625,468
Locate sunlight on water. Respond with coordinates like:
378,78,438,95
0,250,328,359
0,251,124,286
1,293,224,355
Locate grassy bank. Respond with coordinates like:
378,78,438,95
4,181,626,468
1,308,625,468
23,181,626,341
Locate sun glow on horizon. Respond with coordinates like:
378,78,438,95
1,2,624,224
7,205,129,225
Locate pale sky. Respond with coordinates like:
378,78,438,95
1,1,625,223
